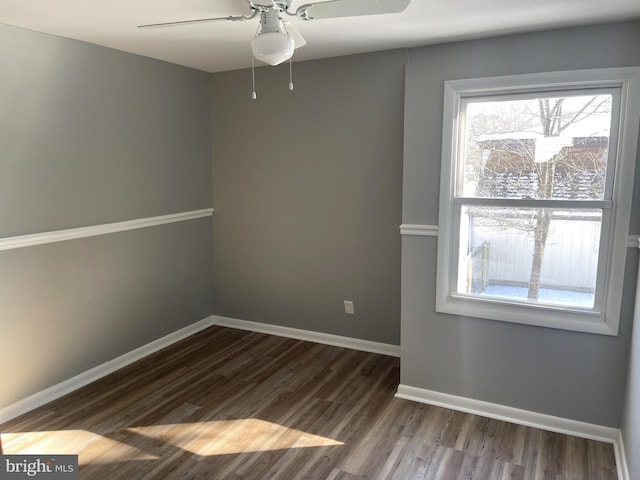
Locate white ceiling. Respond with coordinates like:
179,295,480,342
1,0,639,73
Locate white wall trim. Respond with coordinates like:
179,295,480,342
395,384,628,479
0,315,399,424
399,224,438,236
0,317,215,424
614,430,630,480
395,384,618,442
399,225,640,248
0,208,214,252
1,316,628,478
212,315,401,357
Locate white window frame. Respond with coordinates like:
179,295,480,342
436,67,640,335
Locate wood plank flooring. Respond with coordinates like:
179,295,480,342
1,326,618,479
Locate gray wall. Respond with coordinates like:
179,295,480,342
211,49,405,345
0,24,213,411
623,255,640,480
401,21,640,427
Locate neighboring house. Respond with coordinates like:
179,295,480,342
464,136,608,300
475,136,608,200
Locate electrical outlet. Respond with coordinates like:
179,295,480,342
344,300,355,315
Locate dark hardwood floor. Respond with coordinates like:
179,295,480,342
1,326,618,479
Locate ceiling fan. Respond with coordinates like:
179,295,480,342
139,0,411,67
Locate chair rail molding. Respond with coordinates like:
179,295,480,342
400,226,640,247
399,224,439,236
0,208,214,252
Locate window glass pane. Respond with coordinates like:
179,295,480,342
461,94,612,200
456,206,601,309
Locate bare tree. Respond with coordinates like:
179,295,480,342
527,97,608,300
465,95,610,301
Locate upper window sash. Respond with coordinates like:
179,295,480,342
455,89,621,202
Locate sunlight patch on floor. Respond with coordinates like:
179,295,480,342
127,418,344,455
3,419,343,465
3,429,159,464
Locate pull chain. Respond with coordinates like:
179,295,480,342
289,56,294,91
251,21,262,100
251,55,257,100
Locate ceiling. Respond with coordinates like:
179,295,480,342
1,0,639,73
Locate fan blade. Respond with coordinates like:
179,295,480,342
296,0,409,20
283,22,307,49
138,14,250,29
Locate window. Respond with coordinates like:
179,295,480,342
436,68,640,335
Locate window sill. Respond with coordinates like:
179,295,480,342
435,295,617,335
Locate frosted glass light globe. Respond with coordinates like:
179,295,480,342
251,32,294,66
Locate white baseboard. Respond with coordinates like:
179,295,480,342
211,315,401,358
3,317,627,478
615,430,630,480
0,316,215,425
396,384,628,480
0,315,397,425
395,384,617,442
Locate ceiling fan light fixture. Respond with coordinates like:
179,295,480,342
138,0,412,74
250,31,294,66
